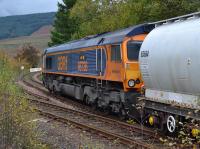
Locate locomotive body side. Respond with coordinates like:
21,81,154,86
44,47,107,78
42,24,154,117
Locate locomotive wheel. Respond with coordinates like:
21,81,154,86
91,99,98,111
48,88,52,93
52,86,56,93
102,107,111,116
47,84,52,93
84,95,90,105
119,108,127,120
52,85,59,95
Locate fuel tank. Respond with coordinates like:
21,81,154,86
139,17,200,96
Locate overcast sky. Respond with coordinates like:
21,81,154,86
0,0,62,17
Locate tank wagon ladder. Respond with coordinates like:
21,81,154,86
151,11,200,27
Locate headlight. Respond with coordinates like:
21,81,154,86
128,79,135,87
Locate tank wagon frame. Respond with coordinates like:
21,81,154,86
42,24,154,117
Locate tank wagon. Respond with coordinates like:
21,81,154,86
42,24,154,117
139,12,200,135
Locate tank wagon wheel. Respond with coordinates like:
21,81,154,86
162,115,179,136
167,115,176,133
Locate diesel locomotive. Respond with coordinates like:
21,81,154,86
42,12,200,136
42,24,154,118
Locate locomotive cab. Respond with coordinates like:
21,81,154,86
122,34,147,92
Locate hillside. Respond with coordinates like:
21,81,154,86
0,25,53,56
0,34,51,56
0,34,50,56
0,12,55,40
31,25,53,36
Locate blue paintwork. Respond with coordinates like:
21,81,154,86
46,49,106,76
44,24,155,54
44,24,155,78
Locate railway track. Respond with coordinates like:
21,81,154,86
19,73,168,148
23,73,45,91
32,72,43,85
30,97,158,139
29,97,160,148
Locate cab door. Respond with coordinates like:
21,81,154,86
106,44,123,82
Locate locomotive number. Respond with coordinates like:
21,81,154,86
78,61,88,72
57,56,67,71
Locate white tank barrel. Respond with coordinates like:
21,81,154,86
139,17,200,97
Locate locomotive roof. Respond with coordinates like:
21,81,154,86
45,24,154,54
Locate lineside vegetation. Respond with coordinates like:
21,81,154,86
0,52,47,149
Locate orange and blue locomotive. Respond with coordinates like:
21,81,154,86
42,24,154,118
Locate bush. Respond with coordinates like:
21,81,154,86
15,43,40,68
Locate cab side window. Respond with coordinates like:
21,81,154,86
46,57,52,69
111,45,121,62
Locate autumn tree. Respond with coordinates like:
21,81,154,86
50,0,200,42
70,0,200,40
69,0,100,39
15,43,40,67
146,0,200,22
48,0,77,46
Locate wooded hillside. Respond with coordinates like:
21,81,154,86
0,12,55,40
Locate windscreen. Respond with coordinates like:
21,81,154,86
127,41,142,61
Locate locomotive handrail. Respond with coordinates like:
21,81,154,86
150,11,200,27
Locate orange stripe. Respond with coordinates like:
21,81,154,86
43,71,103,79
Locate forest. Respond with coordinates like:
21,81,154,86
49,0,200,46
